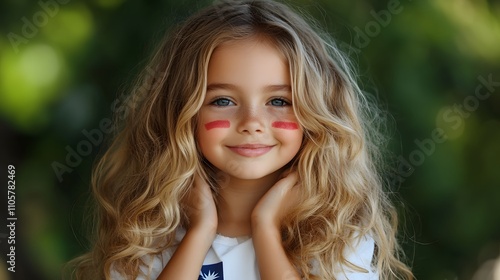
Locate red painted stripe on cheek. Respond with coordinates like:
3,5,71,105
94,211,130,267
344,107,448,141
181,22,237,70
204,120,230,130
272,121,299,130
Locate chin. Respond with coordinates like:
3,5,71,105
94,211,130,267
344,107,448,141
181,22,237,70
227,168,282,181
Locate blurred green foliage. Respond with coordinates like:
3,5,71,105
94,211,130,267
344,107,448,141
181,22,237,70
0,0,499,279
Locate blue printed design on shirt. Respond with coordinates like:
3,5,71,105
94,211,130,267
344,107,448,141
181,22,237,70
199,262,223,280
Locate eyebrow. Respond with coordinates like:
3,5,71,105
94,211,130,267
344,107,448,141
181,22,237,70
206,83,291,93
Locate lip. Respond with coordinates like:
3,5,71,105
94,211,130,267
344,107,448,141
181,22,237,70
226,144,274,157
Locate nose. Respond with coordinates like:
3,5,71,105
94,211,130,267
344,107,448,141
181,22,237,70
236,105,266,134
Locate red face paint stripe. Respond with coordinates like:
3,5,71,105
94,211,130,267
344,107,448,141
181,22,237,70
272,121,299,130
205,120,230,130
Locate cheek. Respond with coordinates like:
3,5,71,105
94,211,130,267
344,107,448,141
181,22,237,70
198,120,231,154
204,120,230,130
271,120,303,149
271,121,299,130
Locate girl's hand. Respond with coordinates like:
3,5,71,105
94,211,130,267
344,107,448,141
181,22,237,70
183,173,218,234
251,171,300,231
159,174,218,280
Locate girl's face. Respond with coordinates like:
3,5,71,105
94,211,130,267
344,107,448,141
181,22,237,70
197,37,303,180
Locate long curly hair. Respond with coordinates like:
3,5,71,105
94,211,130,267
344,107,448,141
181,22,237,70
69,0,413,279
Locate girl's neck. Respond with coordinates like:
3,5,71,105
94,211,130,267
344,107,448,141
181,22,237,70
216,169,283,237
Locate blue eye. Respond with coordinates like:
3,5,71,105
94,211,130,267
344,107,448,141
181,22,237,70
269,98,290,106
211,98,234,106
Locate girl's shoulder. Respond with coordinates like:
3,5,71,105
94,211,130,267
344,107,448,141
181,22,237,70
341,233,378,279
112,229,378,279
345,233,377,268
110,229,185,279
312,233,379,279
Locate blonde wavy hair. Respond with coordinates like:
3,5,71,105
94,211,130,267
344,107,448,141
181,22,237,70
69,0,413,279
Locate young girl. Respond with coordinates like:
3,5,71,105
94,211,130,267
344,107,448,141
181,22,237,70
71,0,413,279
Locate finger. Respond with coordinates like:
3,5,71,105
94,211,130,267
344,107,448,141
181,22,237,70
287,182,301,203
279,171,298,187
277,181,300,216
185,173,206,205
271,172,298,197
274,172,299,197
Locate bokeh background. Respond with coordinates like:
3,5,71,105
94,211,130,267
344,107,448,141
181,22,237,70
1,0,499,279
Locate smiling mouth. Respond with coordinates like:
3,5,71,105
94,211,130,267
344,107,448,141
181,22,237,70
226,145,274,157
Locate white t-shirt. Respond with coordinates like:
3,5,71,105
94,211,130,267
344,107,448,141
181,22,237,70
111,229,378,279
